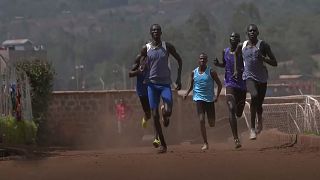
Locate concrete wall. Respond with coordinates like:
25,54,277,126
46,91,309,147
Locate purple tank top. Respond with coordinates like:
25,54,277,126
224,47,246,90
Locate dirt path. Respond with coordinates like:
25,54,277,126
1,135,320,180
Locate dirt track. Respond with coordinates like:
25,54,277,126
1,132,320,180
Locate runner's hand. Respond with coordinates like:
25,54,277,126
183,94,188,100
175,79,182,90
233,71,238,80
213,58,219,66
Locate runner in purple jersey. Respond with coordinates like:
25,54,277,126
214,32,246,148
234,24,277,140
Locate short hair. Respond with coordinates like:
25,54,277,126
150,24,161,32
199,52,208,58
246,24,259,32
230,32,240,38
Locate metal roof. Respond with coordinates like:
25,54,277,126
2,39,33,46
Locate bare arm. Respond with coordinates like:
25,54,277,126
128,46,147,78
166,42,182,90
214,50,226,68
128,54,141,78
260,42,277,67
233,43,243,78
211,69,222,102
183,71,194,100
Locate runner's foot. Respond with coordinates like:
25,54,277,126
152,138,160,148
158,146,167,154
234,138,242,149
201,143,209,150
249,128,257,140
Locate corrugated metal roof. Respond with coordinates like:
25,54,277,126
279,75,303,79
2,39,33,46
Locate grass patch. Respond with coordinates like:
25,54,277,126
0,116,38,145
303,131,320,136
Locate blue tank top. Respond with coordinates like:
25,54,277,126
136,73,148,97
193,67,215,102
242,40,268,83
224,47,246,90
146,42,171,85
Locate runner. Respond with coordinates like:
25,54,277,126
234,24,277,140
214,32,246,148
137,24,183,153
129,55,160,148
183,53,222,150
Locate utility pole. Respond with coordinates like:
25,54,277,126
122,64,127,89
75,64,84,90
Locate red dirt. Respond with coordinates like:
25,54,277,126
1,132,320,180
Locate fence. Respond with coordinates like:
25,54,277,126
0,55,32,120
243,95,320,135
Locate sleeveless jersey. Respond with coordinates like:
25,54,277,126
145,41,171,85
224,47,246,90
193,66,215,102
242,40,268,83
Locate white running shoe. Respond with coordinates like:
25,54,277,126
249,128,257,140
201,143,209,150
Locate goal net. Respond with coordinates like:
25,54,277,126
243,95,320,135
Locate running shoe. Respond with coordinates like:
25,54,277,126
249,128,257,140
161,105,170,127
141,117,147,128
234,139,242,149
158,146,167,154
208,119,215,127
152,138,160,148
201,143,209,150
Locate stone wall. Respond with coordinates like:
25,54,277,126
46,91,308,147
46,90,231,147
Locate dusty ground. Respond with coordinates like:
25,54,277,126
1,130,320,180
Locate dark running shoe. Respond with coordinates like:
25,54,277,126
158,146,167,154
208,119,215,127
234,139,242,149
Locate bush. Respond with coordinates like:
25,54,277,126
0,116,38,145
17,59,55,144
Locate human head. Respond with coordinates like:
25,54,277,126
150,24,162,41
198,53,208,67
229,32,240,47
246,24,259,41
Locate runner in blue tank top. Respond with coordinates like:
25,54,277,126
234,24,277,140
214,32,246,148
129,55,160,148
136,24,183,153
184,53,222,151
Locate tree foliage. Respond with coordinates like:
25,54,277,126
0,0,319,90
17,59,55,122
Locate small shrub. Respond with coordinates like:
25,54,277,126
0,116,38,145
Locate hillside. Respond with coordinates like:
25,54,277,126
0,0,319,90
